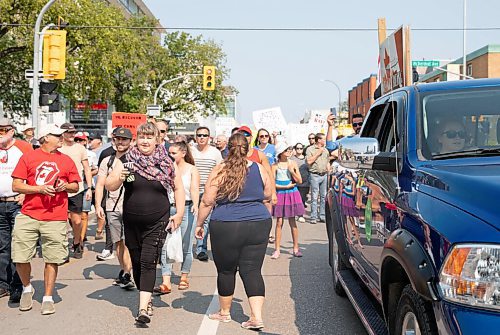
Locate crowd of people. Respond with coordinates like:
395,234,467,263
0,112,364,329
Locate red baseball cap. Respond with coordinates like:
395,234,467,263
238,126,252,137
74,131,88,140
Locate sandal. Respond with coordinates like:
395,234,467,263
241,319,264,330
293,250,303,257
153,283,171,295
268,235,275,244
178,279,189,290
208,311,232,323
271,250,280,259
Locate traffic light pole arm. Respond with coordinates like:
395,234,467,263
153,73,203,105
31,0,57,136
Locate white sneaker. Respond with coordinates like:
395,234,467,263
298,217,306,223
96,249,115,261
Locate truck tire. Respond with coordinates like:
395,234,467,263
394,284,437,335
331,233,347,297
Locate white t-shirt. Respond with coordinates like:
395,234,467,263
0,140,33,197
192,145,222,192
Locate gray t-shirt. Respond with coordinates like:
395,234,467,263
98,155,123,212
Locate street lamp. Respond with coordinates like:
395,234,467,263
320,79,342,117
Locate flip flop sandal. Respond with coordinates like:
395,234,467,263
153,284,171,295
268,236,275,243
178,280,189,290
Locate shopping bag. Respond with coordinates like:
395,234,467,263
165,228,183,263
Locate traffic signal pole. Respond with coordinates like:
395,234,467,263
153,73,202,105
31,0,57,137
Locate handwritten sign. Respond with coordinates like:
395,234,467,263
252,107,287,133
111,112,147,137
307,109,330,134
379,26,411,95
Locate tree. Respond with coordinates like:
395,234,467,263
0,0,229,121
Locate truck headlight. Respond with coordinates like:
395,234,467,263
439,244,500,311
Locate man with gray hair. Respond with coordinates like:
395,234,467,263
215,134,228,158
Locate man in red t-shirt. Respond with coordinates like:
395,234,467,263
11,124,80,315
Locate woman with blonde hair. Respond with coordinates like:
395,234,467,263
195,133,273,331
106,122,185,324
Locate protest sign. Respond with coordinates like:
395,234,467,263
307,109,330,134
252,107,287,133
111,112,147,137
379,26,411,95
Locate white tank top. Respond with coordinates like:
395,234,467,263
181,166,192,201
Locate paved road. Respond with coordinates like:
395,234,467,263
0,214,366,335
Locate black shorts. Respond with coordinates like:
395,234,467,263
68,191,84,213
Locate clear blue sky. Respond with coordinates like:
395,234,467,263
143,0,500,124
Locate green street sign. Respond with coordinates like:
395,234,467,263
412,60,440,67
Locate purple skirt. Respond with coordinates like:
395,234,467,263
272,188,305,218
341,195,359,217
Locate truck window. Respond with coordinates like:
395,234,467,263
419,88,500,159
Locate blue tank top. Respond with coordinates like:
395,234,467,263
211,163,271,222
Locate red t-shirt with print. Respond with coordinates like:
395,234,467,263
11,148,81,221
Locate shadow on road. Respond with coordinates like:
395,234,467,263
289,241,366,335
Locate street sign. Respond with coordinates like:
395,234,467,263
25,69,44,79
412,60,440,67
146,104,161,116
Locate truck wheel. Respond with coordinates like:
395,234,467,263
332,234,346,297
394,285,437,335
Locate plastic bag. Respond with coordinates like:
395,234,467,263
164,228,183,263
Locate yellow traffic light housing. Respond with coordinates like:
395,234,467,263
43,30,67,80
203,65,215,91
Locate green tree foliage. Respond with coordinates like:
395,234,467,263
0,0,228,120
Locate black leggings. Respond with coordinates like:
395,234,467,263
297,186,309,207
210,218,272,297
123,211,169,292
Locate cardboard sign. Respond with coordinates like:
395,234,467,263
252,107,287,133
215,117,237,137
111,112,147,137
379,26,411,95
308,109,330,134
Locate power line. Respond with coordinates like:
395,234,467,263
2,23,500,31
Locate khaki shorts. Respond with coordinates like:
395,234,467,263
12,213,68,265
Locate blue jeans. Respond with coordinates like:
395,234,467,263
161,204,195,275
0,201,22,292
310,173,327,220
196,193,211,255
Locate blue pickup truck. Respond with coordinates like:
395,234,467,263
326,78,500,334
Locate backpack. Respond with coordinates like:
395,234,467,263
101,154,124,212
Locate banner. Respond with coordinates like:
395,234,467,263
111,112,146,137
379,26,411,95
252,107,287,133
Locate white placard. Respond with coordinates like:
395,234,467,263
307,109,330,134
285,123,311,146
252,107,287,133
215,117,237,137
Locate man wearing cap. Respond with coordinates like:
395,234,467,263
11,124,80,315
94,127,134,288
89,133,103,153
74,132,98,244
0,117,32,303
20,125,39,148
192,126,223,261
58,123,93,259
156,120,170,150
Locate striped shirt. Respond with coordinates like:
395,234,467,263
192,145,223,192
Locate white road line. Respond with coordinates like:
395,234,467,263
196,288,220,335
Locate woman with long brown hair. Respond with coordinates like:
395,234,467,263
155,141,200,294
195,133,273,331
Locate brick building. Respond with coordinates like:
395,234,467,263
420,44,500,82
347,74,377,122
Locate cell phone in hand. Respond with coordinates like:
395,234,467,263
330,107,337,117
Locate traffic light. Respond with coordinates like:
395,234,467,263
203,65,215,91
43,30,67,80
39,82,60,112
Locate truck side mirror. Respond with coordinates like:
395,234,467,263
338,137,399,172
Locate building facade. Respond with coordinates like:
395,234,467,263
347,74,377,122
420,45,500,82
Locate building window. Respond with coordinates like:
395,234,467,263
467,63,473,77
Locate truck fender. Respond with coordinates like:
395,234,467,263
380,229,439,319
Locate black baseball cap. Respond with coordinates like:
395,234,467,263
112,127,133,139
88,132,102,140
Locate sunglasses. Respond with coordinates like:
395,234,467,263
296,147,304,150
242,132,251,137
353,122,363,127
308,137,315,140
0,127,13,135
442,130,466,139
159,130,166,133
196,134,209,138
259,134,269,138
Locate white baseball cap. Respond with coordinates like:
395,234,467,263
38,124,67,139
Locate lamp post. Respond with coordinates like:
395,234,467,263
320,79,342,117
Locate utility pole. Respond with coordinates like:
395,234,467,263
462,0,467,79
320,79,342,119
31,0,57,137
